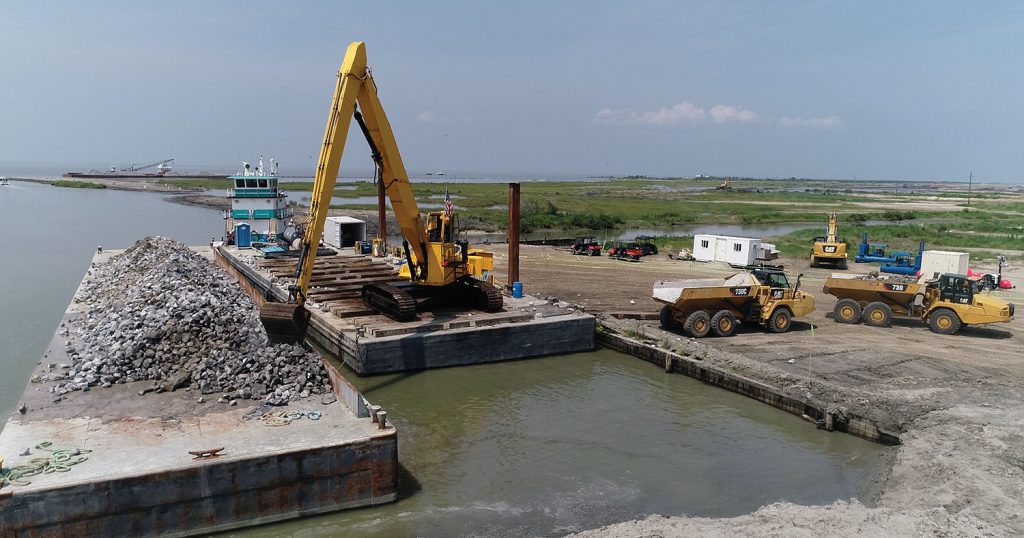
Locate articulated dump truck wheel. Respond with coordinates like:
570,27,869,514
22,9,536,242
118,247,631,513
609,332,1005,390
260,302,312,345
711,310,737,337
834,299,861,323
684,311,711,338
660,305,676,329
767,308,792,333
862,302,893,327
929,308,962,335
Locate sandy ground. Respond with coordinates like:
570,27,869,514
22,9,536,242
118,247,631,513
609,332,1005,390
486,245,1024,537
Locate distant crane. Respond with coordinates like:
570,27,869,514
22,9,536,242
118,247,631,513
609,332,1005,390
121,158,174,175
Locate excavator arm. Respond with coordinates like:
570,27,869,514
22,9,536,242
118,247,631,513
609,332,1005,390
825,211,838,243
261,41,500,342
294,41,430,303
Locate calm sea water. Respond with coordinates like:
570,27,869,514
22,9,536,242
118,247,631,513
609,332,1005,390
0,181,220,416
0,181,890,537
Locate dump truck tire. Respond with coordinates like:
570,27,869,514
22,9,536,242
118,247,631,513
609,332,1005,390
711,310,737,337
768,308,792,333
929,308,962,335
862,302,893,327
684,310,711,338
834,299,861,323
660,305,676,329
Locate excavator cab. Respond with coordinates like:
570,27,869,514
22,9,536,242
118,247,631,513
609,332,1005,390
426,212,455,243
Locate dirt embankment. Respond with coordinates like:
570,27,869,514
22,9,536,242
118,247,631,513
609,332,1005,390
485,245,1024,537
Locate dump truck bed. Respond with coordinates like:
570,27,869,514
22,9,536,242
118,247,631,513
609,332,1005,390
652,273,759,304
823,273,922,310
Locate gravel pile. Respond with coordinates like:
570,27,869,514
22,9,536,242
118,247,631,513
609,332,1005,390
50,237,330,406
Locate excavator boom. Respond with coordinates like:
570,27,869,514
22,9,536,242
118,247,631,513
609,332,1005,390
260,41,500,343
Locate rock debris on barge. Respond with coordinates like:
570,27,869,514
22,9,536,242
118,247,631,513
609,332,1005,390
0,237,397,537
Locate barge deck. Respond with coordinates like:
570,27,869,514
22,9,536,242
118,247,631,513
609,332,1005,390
0,248,397,537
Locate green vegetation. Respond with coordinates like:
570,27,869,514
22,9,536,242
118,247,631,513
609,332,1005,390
162,177,1024,259
51,180,107,189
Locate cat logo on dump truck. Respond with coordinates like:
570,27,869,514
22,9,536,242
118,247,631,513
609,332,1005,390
730,287,751,296
823,245,837,253
771,289,785,299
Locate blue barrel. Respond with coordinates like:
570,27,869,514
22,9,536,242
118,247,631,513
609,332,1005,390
511,281,523,298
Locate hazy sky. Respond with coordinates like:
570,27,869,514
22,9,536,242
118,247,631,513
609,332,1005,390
3,1,1023,182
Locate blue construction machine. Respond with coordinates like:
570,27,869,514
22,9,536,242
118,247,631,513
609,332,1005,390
854,233,898,264
880,241,925,275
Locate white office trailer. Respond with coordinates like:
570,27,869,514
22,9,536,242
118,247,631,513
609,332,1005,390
322,216,367,248
692,235,779,266
920,250,970,279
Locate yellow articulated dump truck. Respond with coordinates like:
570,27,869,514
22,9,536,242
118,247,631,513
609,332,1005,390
823,273,1014,334
653,267,816,337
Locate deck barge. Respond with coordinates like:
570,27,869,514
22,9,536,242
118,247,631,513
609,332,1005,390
214,245,596,375
0,248,398,537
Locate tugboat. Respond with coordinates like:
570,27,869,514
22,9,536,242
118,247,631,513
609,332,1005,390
223,157,292,248
0,177,9,186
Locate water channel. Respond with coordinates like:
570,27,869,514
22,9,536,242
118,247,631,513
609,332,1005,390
0,181,891,537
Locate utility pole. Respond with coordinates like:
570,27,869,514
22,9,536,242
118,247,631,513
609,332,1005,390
967,171,973,208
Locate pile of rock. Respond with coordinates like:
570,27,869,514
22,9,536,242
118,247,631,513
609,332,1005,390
52,237,330,406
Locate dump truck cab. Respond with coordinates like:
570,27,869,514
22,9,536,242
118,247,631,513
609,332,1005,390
922,274,1014,333
750,268,817,320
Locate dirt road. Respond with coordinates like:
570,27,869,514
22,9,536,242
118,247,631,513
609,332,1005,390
487,245,1024,536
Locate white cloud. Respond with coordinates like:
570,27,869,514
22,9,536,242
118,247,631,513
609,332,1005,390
779,116,844,129
595,101,839,129
709,105,757,123
594,101,706,126
416,111,470,123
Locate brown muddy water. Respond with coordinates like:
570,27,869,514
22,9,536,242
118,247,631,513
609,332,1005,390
228,349,892,538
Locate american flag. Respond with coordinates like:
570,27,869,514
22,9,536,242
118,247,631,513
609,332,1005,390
444,187,453,218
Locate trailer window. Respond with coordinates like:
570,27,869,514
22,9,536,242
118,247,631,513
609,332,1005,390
701,240,709,248
733,243,742,252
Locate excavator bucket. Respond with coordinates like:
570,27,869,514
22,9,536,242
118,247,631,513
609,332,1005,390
259,302,312,345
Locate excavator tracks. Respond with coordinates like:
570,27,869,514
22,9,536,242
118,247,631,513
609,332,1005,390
463,277,504,313
362,283,418,322
361,278,504,322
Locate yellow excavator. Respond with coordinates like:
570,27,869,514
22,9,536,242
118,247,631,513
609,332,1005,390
260,41,502,344
810,212,848,269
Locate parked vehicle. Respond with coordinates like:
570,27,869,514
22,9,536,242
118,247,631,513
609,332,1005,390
823,273,1014,334
653,267,815,337
571,236,602,256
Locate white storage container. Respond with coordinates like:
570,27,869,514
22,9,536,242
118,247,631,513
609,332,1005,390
692,235,766,266
322,216,367,248
920,250,969,279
